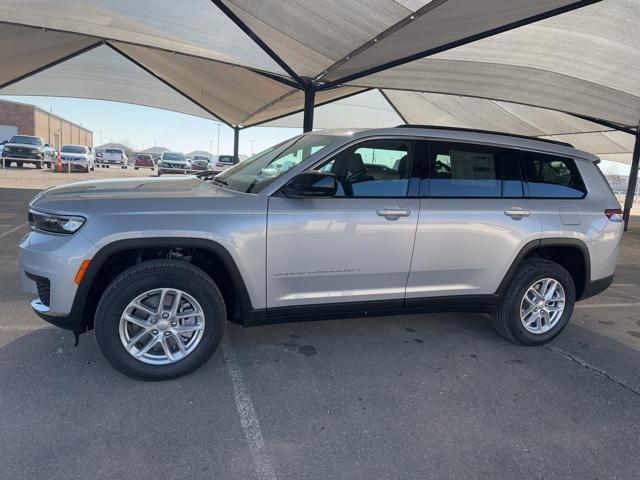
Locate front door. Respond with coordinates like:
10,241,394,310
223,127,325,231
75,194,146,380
267,138,420,309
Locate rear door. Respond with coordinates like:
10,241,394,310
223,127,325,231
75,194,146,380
406,140,542,302
266,138,421,309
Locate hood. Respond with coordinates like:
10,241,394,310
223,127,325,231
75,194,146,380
30,176,240,213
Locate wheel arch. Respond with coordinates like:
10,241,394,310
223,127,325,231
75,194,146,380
74,237,254,332
496,238,590,300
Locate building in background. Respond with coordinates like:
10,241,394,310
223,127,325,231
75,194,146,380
0,99,93,148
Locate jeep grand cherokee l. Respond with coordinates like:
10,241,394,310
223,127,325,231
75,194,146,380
19,127,623,380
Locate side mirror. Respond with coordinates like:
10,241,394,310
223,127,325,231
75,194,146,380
283,171,337,198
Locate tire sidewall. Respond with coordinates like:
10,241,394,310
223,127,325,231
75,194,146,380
95,264,225,380
504,261,576,345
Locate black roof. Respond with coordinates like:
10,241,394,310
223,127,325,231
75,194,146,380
396,125,573,148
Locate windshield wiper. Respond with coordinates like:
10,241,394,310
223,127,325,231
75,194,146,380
213,176,228,186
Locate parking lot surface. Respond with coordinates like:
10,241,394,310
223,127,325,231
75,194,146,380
1,179,639,480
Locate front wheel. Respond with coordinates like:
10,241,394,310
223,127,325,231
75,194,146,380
493,259,575,345
95,260,226,380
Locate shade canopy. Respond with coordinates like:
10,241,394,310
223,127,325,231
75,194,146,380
0,0,637,164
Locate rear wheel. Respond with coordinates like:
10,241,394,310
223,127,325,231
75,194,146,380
35,162,42,169
493,259,575,345
95,260,225,380
16,161,23,168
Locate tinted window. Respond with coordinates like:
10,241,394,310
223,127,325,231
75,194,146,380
10,136,41,146
61,145,87,154
521,153,585,198
318,139,413,197
429,142,501,197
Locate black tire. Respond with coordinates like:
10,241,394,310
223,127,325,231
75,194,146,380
134,167,139,170
157,170,162,176
35,162,42,169
493,259,575,345
95,259,226,380
16,161,23,168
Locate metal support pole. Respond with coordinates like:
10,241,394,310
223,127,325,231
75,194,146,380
233,127,240,159
303,88,315,133
622,132,640,231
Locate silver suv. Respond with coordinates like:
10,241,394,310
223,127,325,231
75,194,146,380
19,127,624,380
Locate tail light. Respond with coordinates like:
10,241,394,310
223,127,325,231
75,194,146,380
605,208,623,222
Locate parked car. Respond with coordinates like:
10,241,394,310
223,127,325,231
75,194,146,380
59,145,95,172
100,148,128,167
157,151,190,175
133,154,155,170
20,126,623,380
2,135,54,168
190,154,211,171
211,154,239,174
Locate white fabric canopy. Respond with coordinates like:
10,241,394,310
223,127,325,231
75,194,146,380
0,0,636,165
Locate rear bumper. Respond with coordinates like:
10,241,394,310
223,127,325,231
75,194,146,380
579,274,614,300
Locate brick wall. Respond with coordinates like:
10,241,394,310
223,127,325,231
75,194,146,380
33,108,93,148
0,101,35,136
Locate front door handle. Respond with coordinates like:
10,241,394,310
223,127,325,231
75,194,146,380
504,208,531,219
377,208,411,220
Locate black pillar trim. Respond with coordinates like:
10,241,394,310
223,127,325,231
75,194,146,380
210,0,306,89
316,0,602,91
302,88,315,132
0,40,104,90
378,89,408,124
106,42,235,128
622,131,640,231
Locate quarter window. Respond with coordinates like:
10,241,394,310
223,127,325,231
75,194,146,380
521,153,586,198
318,139,413,197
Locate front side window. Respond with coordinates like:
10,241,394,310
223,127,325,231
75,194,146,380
429,142,502,197
521,153,586,198
215,134,336,194
317,138,413,197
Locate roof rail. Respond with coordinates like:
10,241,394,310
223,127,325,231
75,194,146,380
395,125,574,148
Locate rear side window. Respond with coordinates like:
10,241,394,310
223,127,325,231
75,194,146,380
521,153,586,198
428,142,502,197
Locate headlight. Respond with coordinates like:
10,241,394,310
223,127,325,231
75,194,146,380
28,210,86,234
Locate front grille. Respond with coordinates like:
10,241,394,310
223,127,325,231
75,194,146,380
25,272,51,306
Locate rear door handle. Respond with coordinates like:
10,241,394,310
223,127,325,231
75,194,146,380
504,208,531,219
377,208,411,220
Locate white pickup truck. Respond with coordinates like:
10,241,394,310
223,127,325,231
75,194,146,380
99,148,128,167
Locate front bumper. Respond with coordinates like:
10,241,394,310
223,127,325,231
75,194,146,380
20,230,97,331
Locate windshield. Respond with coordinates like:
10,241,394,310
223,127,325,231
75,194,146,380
10,136,41,146
61,145,86,154
162,153,186,161
193,156,209,162
215,134,336,194
105,149,123,154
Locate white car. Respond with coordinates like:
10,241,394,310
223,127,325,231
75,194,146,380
100,148,128,167
210,155,240,174
60,145,95,172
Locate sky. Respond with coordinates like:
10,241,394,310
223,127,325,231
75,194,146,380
0,95,301,157
0,95,631,175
